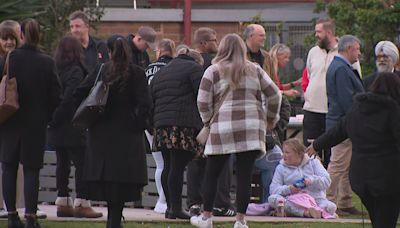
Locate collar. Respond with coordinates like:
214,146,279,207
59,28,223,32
336,54,352,67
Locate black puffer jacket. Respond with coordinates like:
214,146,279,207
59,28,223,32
150,54,204,130
313,92,400,196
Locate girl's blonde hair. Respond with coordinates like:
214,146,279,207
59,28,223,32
264,43,290,84
212,33,257,87
283,138,306,157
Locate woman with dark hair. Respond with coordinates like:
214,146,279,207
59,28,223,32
73,34,151,228
307,72,400,228
48,35,102,218
0,18,61,228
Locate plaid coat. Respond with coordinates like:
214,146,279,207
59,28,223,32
197,63,281,157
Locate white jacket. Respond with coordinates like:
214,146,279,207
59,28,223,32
270,154,331,200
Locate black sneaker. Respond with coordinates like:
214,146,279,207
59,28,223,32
212,207,236,217
189,204,201,217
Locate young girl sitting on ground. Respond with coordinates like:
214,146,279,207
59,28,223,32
268,138,337,218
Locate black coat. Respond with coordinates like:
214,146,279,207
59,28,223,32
48,61,87,148
127,34,150,69
150,54,204,130
363,70,400,91
0,45,61,168
73,63,152,185
313,93,400,196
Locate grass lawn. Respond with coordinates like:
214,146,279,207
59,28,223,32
0,221,379,228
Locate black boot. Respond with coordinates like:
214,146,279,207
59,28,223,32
8,212,24,228
169,209,191,219
24,214,41,228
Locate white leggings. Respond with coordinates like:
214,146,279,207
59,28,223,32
152,152,166,204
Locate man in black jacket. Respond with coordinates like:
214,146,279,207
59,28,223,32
69,11,109,75
243,24,266,67
127,26,156,69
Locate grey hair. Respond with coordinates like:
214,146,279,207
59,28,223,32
243,24,256,40
338,35,361,53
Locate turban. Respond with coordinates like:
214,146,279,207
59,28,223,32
375,41,399,63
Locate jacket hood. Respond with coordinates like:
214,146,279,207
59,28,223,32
280,154,311,168
354,92,398,114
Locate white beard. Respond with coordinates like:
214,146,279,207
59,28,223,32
376,62,394,72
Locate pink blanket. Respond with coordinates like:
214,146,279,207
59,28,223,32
287,193,336,219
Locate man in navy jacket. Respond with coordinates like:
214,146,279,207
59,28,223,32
325,35,365,216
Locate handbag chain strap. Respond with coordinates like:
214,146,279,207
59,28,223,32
205,85,230,127
2,51,12,78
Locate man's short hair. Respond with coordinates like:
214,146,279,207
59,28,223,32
338,35,361,52
316,18,336,35
68,11,90,25
242,24,256,40
193,27,216,45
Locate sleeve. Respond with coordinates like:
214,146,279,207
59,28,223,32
50,67,85,128
269,165,292,196
258,67,282,125
390,105,400,151
313,116,349,151
301,67,309,92
46,59,62,122
335,67,358,114
307,159,331,191
72,64,101,108
197,67,215,124
132,67,152,130
190,65,204,98
274,96,291,143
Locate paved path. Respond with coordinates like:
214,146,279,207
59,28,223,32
25,205,371,224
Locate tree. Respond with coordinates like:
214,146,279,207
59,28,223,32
0,0,103,54
0,0,46,21
315,0,400,75
36,0,104,53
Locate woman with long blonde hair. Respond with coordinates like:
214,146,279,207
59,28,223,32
264,43,301,98
191,33,281,228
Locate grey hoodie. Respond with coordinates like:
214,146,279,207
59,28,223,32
269,154,331,200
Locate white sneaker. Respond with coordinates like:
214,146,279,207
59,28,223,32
190,215,213,228
153,201,167,214
0,208,7,218
36,209,47,219
233,220,249,228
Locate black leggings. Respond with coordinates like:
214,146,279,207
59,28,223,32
2,162,39,214
161,149,193,212
202,151,258,214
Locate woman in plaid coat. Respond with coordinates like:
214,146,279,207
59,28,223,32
191,33,281,228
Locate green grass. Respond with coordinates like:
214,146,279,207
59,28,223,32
0,221,380,228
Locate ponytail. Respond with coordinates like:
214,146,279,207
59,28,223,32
21,18,40,47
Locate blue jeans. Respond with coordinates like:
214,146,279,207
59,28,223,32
254,145,281,203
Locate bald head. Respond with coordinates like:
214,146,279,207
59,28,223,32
243,24,266,52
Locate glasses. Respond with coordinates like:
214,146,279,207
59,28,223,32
206,39,217,42
376,54,389,60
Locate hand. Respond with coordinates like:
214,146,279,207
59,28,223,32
266,120,276,130
289,185,302,194
306,144,317,157
293,79,302,86
304,178,312,187
283,89,300,98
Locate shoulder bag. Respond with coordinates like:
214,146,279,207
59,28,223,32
72,64,108,129
196,86,230,145
0,52,19,124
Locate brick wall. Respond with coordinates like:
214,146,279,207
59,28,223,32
94,21,242,48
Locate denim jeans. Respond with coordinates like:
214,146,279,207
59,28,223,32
254,145,281,202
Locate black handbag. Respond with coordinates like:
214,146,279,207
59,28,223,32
72,64,108,129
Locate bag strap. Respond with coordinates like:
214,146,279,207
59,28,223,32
93,63,105,85
206,85,230,126
2,51,12,78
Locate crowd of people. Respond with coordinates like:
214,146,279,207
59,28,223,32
0,10,399,228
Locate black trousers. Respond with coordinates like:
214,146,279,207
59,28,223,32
356,188,400,228
302,110,331,168
56,147,87,198
161,149,193,212
2,162,39,214
202,151,258,214
186,156,232,209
